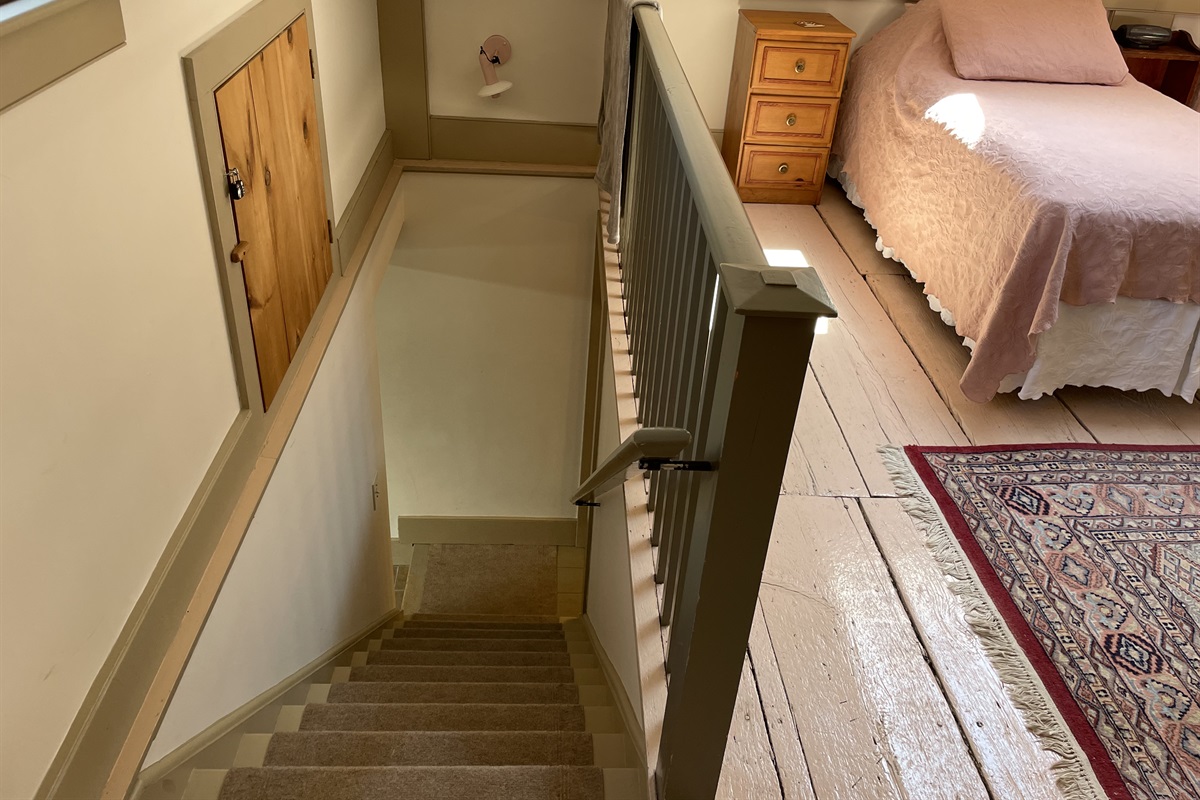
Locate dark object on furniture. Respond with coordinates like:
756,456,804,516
1115,24,1171,50
1120,30,1200,107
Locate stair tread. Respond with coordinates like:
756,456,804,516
366,650,573,667
410,613,564,624
264,730,596,767
391,627,565,640
299,703,587,732
326,681,583,705
382,637,571,652
218,765,606,800
349,665,576,683
402,620,564,631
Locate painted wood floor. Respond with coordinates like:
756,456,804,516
713,181,1198,800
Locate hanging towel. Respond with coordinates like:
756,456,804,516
596,0,661,245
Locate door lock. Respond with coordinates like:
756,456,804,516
226,168,246,201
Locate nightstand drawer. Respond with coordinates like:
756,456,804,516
752,41,848,96
745,95,839,146
738,145,827,189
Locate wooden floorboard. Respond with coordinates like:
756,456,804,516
1057,387,1200,445
747,602,818,800
759,496,989,800
860,499,1070,800
718,656,785,800
713,184,1194,799
867,274,1095,446
783,368,870,497
814,179,907,276
747,204,969,497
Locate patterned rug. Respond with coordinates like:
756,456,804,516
889,444,1200,800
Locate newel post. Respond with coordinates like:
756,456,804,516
655,264,835,800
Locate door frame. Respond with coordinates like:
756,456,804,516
183,0,340,419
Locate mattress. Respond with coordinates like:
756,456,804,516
831,0,1200,401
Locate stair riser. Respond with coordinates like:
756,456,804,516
390,628,564,640
325,682,583,706
400,620,564,632
366,651,594,667
349,665,576,684
381,638,570,653
263,731,595,767
409,614,562,624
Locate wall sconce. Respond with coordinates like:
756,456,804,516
478,35,512,98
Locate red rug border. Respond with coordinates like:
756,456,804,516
902,443,1200,800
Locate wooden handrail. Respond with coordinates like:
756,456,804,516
595,8,837,799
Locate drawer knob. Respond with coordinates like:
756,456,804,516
794,58,806,73
786,113,797,127
778,163,789,174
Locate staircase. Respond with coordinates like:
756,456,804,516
184,615,644,800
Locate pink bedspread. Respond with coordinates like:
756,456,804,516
832,0,1200,401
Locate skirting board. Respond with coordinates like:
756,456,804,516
581,616,652,792
429,116,600,166
130,609,399,800
397,516,579,547
396,158,595,179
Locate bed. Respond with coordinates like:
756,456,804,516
830,0,1200,402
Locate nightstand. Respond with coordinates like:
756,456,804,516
1120,30,1200,108
721,10,856,205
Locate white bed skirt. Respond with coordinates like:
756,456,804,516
837,171,1200,402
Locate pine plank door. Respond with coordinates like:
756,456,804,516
215,14,331,410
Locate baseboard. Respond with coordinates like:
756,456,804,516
130,609,398,800
581,616,651,785
397,516,579,547
396,158,595,179
333,129,393,273
429,116,599,166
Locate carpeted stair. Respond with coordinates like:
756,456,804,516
183,615,643,800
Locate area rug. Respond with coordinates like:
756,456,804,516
885,444,1200,800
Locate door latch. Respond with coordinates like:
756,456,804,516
226,168,246,200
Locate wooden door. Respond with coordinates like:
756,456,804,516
215,14,332,410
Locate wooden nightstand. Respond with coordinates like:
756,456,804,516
1120,30,1200,108
721,11,855,205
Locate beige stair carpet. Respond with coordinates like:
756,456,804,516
415,545,558,616
208,616,637,800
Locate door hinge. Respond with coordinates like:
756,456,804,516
327,219,333,243
309,50,315,79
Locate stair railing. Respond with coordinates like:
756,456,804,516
580,7,836,799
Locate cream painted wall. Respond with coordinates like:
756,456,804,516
144,212,397,764
658,0,906,128
312,0,386,220
425,0,607,124
584,334,644,728
0,0,385,796
375,173,595,539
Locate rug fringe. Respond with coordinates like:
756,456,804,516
879,446,1105,800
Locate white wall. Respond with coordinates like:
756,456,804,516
145,218,397,764
313,0,387,217
658,0,907,128
375,173,595,537
584,334,644,728
425,0,607,124
0,0,385,796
